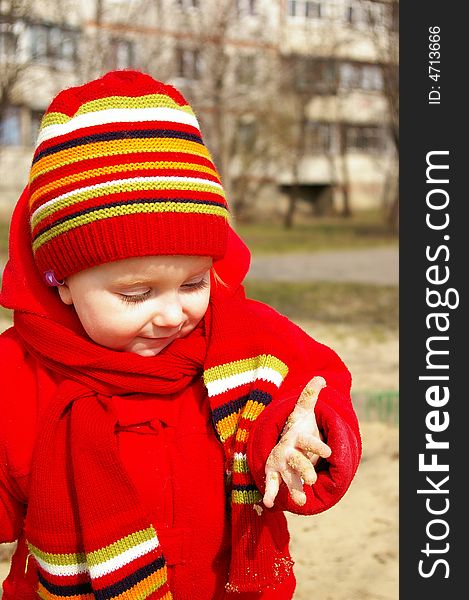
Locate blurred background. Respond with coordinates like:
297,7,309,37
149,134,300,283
0,0,398,598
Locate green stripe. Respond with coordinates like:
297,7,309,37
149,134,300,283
33,201,228,251
27,526,157,568
40,94,194,129
86,526,156,567
232,489,262,504
32,179,225,228
204,355,289,384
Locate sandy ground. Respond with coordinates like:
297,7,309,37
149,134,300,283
283,321,398,600
288,420,398,600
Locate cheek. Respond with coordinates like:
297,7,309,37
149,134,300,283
184,292,210,322
73,299,140,343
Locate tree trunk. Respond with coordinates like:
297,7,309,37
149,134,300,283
387,176,399,233
284,181,299,229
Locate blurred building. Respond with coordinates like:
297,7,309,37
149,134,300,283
0,0,398,219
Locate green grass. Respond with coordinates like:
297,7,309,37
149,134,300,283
244,280,398,330
235,211,397,255
0,220,9,256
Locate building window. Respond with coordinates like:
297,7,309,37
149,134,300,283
294,57,337,93
30,22,79,65
107,38,135,70
305,121,334,154
236,54,256,86
0,106,22,146
176,47,201,81
361,64,383,91
346,125,386,153
176,0,199,9
339,63,361,89
339,62,383,91
236,0,258,16
287,0,322,18
344,1,387,28
0,21,19,60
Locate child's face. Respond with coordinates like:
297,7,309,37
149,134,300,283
58,255,212,357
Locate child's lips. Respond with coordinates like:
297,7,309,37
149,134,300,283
140,333,179,342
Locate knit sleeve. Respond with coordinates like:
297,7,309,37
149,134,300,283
0,328,32,542
245,315,362,516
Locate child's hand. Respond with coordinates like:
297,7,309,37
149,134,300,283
263,376,332,508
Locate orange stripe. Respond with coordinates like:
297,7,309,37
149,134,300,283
30,139,211,183
30,161,219,207
110,565,168,599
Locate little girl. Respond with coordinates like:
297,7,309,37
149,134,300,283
0,70,361,599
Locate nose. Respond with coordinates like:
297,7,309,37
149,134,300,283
151,293,184,329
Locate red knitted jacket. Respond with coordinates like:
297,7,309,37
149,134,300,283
0,189,362,598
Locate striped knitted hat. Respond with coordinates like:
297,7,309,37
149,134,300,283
28,69,229,284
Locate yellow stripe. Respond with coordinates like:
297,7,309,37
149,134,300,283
30,138,211,183
86,527,156,567
233,455,249,474
32,180,226,229
232,489,262,505
29,526,157,568
33,201,228,252
30,161,220,208
40,94,193,128
28,544,85,567
204,355,289,385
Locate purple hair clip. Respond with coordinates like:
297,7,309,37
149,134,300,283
44,270,64,286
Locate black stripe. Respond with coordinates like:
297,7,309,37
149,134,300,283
37,570,93,596
32,196,227,242
212,395,248,425
212,390,272,426
33,128,203,164
37,555,166,599
232,484,259,493
95,556,166,600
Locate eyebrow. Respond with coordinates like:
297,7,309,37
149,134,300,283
112,267,211,287
112,278,150,287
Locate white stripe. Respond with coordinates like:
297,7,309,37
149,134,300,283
233,452,247,460
36,107,200,147
31,175,223,222
32,554,87,577
206,367,284,397
32,536,159,578
89,536,159,579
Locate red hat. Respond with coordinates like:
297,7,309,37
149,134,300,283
28,69,229,283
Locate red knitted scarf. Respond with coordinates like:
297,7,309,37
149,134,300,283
1,189,297,598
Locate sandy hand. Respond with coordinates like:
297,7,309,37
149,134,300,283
263,376,332,508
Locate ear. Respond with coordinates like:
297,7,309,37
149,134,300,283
57,282,73,305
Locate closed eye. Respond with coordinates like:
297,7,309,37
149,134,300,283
180,279,209,292
119,290,152,304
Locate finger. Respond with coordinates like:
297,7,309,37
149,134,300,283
287,449,318,485
281,466,307,506
263,469,281,508
306,451,320,465
297,376,326,409
296,434,332,459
